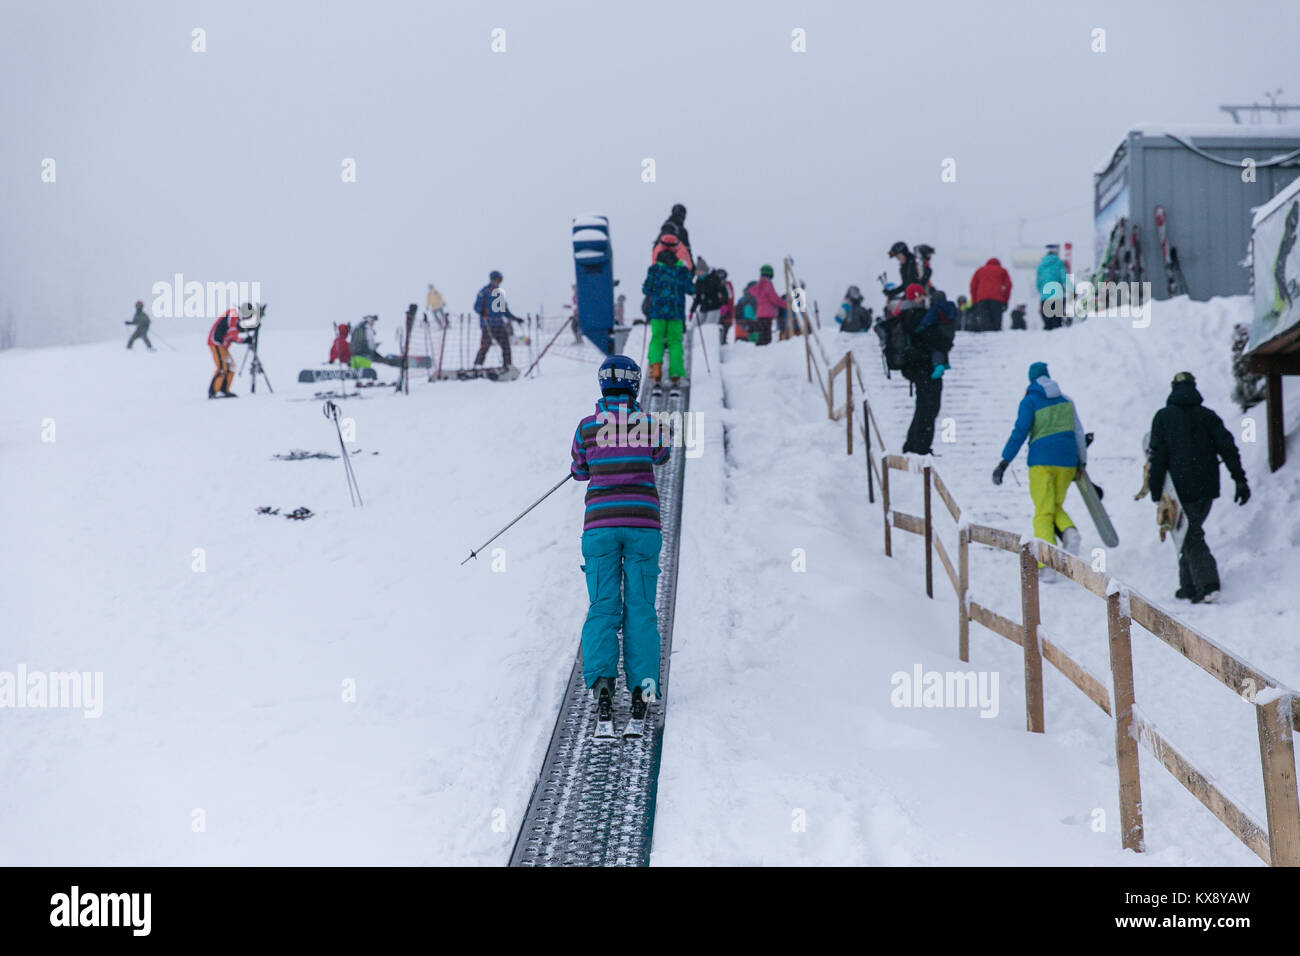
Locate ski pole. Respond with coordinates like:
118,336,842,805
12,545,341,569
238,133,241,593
322,400,362,507
149,330,178,352
522,315,570,379
461,473,573,565
694,313,711,375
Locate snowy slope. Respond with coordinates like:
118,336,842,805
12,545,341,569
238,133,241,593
651,334,1253,865
0,329,596,865
836,296,1299,862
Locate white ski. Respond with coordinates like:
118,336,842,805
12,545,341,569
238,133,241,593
593,718,616,741
622,716,645,738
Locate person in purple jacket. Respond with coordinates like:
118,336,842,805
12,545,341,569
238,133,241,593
570,354,670,736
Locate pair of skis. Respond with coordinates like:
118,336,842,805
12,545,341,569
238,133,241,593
1153,205,1189,296
594,708,645,741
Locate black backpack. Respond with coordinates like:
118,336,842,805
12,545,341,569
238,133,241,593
875,315,910,370
842,304,872,333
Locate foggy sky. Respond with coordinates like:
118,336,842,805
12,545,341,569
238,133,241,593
3,0,1298,346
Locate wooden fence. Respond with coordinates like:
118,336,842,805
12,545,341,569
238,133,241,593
783,259,1300,865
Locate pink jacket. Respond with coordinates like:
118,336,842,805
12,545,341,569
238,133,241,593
752,277,784,319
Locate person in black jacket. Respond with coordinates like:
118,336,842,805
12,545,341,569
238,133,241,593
660,203,690,255
1147,371,1249,603
885,242,932,300
899,285,956,454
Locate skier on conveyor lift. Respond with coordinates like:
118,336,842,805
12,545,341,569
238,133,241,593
570,354,671,739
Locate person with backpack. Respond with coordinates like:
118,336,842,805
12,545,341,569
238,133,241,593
570,354,671,737
660,203,690,256
837,286,872,332
991,361,1089,579
1036,244,1069,330
692,261,727,331
969,257,1012,332
716,269,735,344
899,286,957,455
751,264,784,346
642,246,696,386
886,242,931,300
1146,371,1249,604
124,300,154,351
472,269,523,369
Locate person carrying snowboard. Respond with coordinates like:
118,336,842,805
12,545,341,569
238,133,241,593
570,355,670,737
642,247,695,386
991,361,1087,578
206,308,244,398
1146,371,1249,604
125,300,155,351
473,270,522,370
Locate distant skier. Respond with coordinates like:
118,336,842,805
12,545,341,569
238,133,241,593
1146,371,1249,604
207,308,244,398
473,270,522,369
751,264,784,346
885,242,929,300
642,246,695,386
1036,244,1069,331
570,355,670,737
658,203,691,257
969,257,1012,332
991,361,1088,578
350,315,399,367
837,285,871,333
900,286,957,455
124,300,154,351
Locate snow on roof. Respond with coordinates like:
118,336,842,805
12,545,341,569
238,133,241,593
1252,173,1300,228
1095,124,1300,174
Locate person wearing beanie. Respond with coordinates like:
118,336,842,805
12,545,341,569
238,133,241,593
751,264,785,346
570,354,670,737
642,245,696,385
125,299,155,351
1146,371,1249,603
992,361,1089,579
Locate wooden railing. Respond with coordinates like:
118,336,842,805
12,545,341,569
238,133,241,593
783,253,1300,864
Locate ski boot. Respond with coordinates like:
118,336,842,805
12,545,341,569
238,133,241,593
623,686,648,738
592,677,616,740
1060,526,1081,557
649,363,664,398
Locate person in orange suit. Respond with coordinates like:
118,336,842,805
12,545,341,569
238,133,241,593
207,309,244,398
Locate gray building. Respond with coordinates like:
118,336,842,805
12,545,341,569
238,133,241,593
1093,126,1300,300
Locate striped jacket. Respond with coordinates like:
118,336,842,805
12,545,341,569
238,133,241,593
570,397,671,530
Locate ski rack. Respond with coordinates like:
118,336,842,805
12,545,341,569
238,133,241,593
509,339,691,867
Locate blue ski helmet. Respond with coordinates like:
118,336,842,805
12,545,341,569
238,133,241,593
598,354,641,395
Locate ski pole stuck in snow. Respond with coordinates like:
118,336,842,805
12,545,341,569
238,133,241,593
461,473,573,565
322,400,362,507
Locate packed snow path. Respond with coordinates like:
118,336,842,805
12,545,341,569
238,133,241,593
509,343,691,866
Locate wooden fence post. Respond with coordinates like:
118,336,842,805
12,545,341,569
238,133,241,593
864,400,875,504
845,353,854,455
1106,591,1145,852
1018,542,1045,733
923,466,934,599
1256,691,1300,866
957,526,970,662
881,462,892,558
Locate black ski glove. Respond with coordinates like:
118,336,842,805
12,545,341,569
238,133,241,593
1234,480,1250,505
991,461,1008,486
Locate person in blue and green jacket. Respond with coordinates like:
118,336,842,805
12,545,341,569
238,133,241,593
991,361,1088,576
642,247,696,385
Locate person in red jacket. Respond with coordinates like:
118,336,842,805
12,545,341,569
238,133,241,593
751,264,785,345
969,257,1013,332
329,323,351,365
207,309,244,398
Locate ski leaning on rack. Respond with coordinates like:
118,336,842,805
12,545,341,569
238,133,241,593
1154,205,1189,296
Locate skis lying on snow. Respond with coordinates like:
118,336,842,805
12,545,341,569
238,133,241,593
256,506,314,520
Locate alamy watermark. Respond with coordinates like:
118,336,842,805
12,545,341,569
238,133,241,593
0,664,103,718
592,408,704,459
1042,278,1154,327
891,664,999,718
149,273,262,319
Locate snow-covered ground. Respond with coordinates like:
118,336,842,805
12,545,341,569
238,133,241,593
2,302,1292,865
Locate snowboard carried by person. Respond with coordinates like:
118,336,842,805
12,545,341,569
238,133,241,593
1136,430,1187,551
1073,467,1118,549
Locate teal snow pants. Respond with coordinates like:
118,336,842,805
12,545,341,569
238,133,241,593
580,526,663,699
